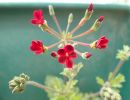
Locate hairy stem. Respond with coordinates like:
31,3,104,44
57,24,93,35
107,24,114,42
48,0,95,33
73,40,90,47
52,15,62,33
72,29,93,39
45,29,61,39
48,41,62,49
66,24,70,34
70,25,80,34
26,81,50,91
48,26,61,36
70,18,88,34
109,60,125,81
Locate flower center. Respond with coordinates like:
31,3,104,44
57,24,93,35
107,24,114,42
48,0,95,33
66,53,69,57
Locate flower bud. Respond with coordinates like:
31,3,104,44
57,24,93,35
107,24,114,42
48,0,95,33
9,73,30,93
84,3,94,20
51,51,57,58
100,86,122,100
68,13,73,24
82,52,92,59
49,5,55,16
90,16,104,31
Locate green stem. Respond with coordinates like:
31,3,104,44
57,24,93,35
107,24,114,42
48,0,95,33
26,81,59,93
109,60,125,81
52,15,62,33
48,41,62,49
72,29,93,39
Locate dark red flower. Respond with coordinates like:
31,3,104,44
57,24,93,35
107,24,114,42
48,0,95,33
87,3,94,12
95,36,109,49
57,45,77,68
31,9,44,25
30,40,46,55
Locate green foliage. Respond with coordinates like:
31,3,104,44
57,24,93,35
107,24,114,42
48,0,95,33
44,76,84,100
116,45,130,61
96,77,105,86
84,93,102,100
60,62,83,79
108,73,125,89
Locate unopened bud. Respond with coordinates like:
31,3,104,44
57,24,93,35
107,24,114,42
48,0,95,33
49,5,55,16
51,51,57,58
68,13,73,24
82,52,92,59
9,73,30,93
84,3,94,20
90,16,104,31
88,3,94,12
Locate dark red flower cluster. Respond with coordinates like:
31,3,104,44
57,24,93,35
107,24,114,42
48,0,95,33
95,36,109,49
31,9,44,25
30,40,46,55
29,4,109,69
57,45,77,68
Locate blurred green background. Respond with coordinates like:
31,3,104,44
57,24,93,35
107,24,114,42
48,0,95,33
0,3,130,100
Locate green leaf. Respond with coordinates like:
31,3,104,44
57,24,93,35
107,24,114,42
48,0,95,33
116,45,130,61
96,77,105,86
110,73,125,89
60,62,84,79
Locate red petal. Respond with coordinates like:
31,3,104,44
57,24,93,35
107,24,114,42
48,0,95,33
65,58,73,68
33,9,43,20
58,56,66,64
31,19,39,25
35,50,43,55
37,40,43,46
69,52,77,59
31,19,44,25
57,48,66,56
64,45,74,53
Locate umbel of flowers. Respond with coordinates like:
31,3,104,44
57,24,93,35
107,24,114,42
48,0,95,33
30,3,109,68
9,3,130,100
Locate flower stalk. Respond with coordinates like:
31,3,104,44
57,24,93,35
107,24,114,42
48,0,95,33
109,60,125,81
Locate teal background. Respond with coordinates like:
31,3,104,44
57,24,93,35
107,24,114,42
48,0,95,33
0,3,130,100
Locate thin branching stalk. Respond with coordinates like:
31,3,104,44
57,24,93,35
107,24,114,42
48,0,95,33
70,18,88,34
26,81,60,93
48,26,61,36
48,41,62,49
66,24,70,34
52,15,62,33
72,29,93,39
70,24,80,34
109,60,125,81
72,40,90,47
45,29,61,39
75,50,82,56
